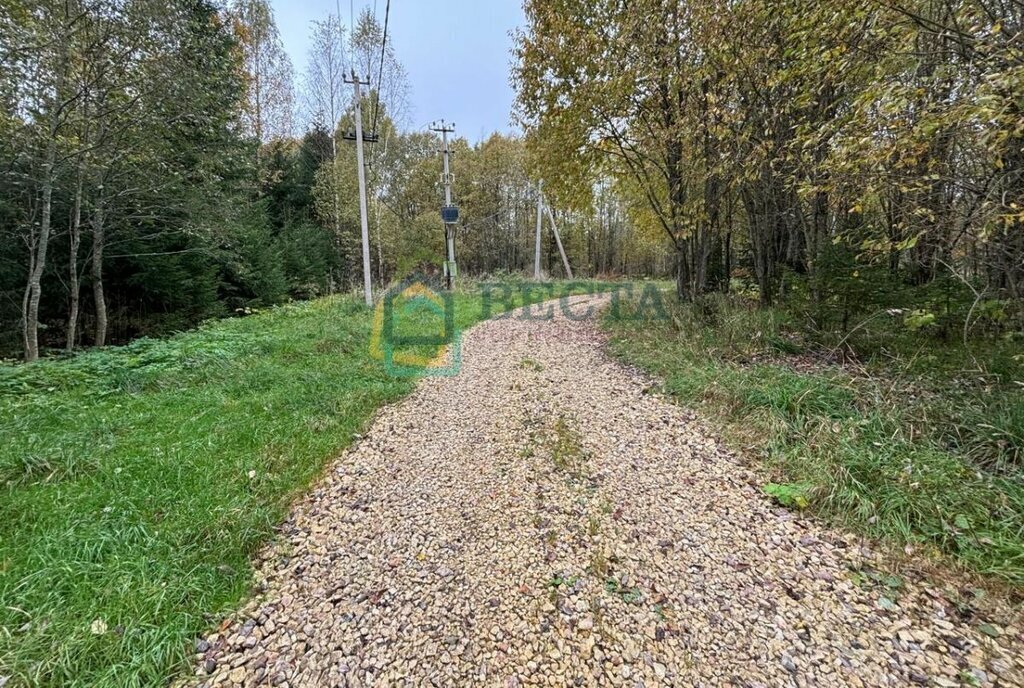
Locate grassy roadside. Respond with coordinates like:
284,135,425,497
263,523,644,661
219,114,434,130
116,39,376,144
603,292,1024,588
0,278,608,687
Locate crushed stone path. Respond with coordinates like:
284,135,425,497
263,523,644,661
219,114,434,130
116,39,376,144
193,295,1023,687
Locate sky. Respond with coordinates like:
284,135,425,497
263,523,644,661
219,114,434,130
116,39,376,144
269,0,526,142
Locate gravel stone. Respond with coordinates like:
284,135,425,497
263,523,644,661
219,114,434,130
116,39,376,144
185,295,1024,687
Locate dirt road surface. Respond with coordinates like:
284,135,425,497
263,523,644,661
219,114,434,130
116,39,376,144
193,295,1022,687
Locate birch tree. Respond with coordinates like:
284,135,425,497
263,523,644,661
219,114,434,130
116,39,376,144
303,15,347,270
9,0,84,361
230,0,294,151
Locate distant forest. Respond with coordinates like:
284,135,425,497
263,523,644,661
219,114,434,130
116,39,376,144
3,0,1023,362
516,0,1023,334
0,0,666,361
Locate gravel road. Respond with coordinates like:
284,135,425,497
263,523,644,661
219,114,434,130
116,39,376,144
193,295,1023,687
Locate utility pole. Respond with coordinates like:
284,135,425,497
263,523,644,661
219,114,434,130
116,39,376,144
534,180,544,280
545,203,573,279
344,70,376,307
533,181,574,280
430,120,458,289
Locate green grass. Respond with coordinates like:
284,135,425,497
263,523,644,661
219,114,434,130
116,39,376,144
603,292,1024,587
549,414,586,475
0,278,612,687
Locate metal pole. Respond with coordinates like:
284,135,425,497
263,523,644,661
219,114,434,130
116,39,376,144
534,180,544,280
441,126,454,289
545,202,573,279
351,71,373,306
431,120,457,289
441,128,452,209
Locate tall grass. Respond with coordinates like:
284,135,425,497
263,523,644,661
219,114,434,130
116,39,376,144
0,280,612,687
604,292,1024,587
0,298,402,686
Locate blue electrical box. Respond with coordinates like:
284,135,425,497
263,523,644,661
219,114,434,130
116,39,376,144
441,205,459,224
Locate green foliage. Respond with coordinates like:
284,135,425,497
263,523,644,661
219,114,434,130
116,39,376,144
226,207,289,307
904,309,937,331
763,483,812,510
516,0,1024,305
279,222,339,298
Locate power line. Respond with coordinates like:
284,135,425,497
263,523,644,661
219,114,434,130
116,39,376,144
365,0,391,181
335,0,346,82
371,0,391,137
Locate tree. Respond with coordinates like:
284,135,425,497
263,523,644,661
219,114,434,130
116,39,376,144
515,0,1024,318
303,14,347,261
0,0,261,357
350,7,408,130
7,0,82,361
515,0,726,299
230,0,294,153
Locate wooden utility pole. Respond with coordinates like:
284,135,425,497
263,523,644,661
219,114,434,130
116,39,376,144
344,70,375,306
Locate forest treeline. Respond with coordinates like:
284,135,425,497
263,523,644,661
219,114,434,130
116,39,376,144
516,0,1024,335
5,0,1022,363
0,0,665,361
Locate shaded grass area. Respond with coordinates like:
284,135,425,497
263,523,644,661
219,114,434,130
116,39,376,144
603,293,1024,587
0,280,611,687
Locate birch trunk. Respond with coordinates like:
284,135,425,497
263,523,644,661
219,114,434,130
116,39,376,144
24,137,58,361
66,170,84,351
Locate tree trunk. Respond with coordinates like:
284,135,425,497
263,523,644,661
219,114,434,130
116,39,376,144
66,171,84,351
23,2,73,361
92,200,108,347
743,184,775,307
676,240,692,301
24,138,58,362
22,232,36,358
996,116,1024,299
723,228,732,294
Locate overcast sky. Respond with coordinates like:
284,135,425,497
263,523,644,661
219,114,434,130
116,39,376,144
269,0,526,142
